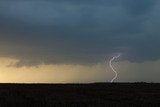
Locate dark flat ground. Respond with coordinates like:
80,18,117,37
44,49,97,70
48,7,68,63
0,83,160,107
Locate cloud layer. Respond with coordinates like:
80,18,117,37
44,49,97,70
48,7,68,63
0,57,160,83
0,0,160,66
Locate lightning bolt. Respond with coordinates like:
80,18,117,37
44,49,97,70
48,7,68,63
109,54,121,83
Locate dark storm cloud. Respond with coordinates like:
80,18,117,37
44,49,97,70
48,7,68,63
0,0,159,67
122,0,157,15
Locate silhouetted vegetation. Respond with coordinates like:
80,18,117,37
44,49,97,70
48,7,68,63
0,83,160,107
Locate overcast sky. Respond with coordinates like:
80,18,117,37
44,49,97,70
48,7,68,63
0,0,160,83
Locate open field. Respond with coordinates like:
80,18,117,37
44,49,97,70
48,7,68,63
0,83,160,107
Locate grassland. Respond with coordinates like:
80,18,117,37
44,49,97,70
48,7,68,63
0,83,159,107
